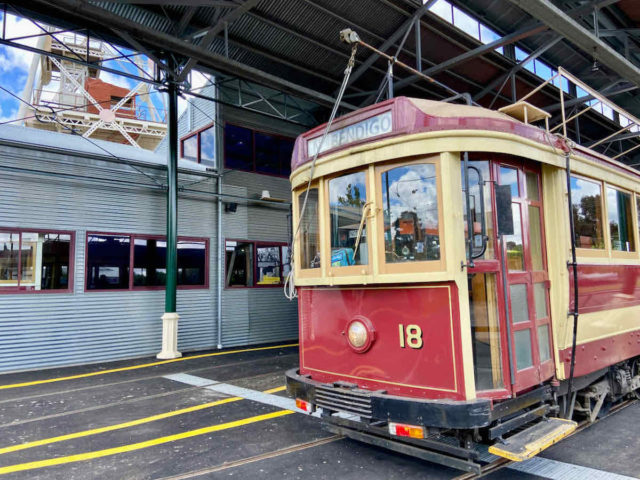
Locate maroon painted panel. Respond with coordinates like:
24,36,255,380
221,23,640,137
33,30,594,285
559,328,640,378
298,284,465,400
570,264,640,313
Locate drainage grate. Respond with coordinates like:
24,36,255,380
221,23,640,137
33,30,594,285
315,385,374,418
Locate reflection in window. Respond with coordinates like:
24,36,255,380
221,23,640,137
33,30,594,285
182,134,197,161
178,240,207,285
257,246,281,284
607,187,635,252
463,161,494,259
329,172,368,267
134,239,167,287
504,204,524,270
298,188,320,269
499,166,519,198
225,124,254,171
87,234,131,290
571,177,604,249
469,273,503,390
200,126,215,167
255,132,280,175
529,206,544,271
0,231,71,291
382,164,440,263
225,241,253,287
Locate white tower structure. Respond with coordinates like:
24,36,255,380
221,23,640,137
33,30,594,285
21,31,167,150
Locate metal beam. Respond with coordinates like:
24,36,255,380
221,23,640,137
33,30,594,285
177,0,260,81
507,0,640,87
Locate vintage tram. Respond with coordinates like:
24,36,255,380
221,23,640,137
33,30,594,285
284,90,640,470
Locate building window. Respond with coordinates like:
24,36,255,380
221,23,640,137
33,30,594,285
87,233,208,291
0,230,73,292
180,124,216,168
225,240,289,287
224,123,294,177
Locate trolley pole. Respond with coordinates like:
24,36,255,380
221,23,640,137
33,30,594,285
158,59,181,359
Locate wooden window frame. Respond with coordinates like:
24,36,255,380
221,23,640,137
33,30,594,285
179,123,216,166
0,227,75,294
570,173,608,258
224,239,289,289
606,184,637,259
85,232,209,292
293,182,324,279
375,156,446,275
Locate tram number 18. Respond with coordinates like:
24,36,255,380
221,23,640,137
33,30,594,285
398,324,423,349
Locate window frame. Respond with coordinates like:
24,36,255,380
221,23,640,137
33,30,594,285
223,122,294,179
0,227,75,294
224,238,289,289
85,231,209,292
570,173,608,258
179,123,216,167
606,185,637,259
375,156,445,275
293,182,323,279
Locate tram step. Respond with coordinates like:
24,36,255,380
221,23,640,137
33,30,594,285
488,417,577,462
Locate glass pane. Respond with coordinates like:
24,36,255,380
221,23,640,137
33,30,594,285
41,233,71,290
199,126,216,167
178,240,206,286
526,171,539,201
607,187,635,252
469,273,503,391
515,329,533,370
20,232,38,284
538,324,551,362
256,246,281,284
133,238,167,287
382,163,440,263
255,132,280,175
225,124,253,171
462,161,494,259
570,176,604,249
278,139,294,177
452,6,479,40
529,205,544,271
329,171,368,266
86,234,131,290
282,246,291,278
225,241,252,287
510,284,529,324
504,203,524,270
182,135,197,161
534,282,548,319
0,232,19,285
499,166,519,198
298,188,320,269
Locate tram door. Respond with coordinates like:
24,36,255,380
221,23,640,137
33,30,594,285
496,161,555,391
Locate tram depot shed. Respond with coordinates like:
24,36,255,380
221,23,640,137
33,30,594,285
1,0,640,478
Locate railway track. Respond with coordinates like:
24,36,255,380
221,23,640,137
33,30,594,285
452,398,638,480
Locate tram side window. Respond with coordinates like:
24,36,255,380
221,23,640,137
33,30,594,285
298,188,320,269
607,187,635,252
462,161,494,259
381,163,440,263
570,176,604,249
0,231,72,292
329,172,369,266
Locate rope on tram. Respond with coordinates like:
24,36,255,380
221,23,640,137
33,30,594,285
284,43,359,301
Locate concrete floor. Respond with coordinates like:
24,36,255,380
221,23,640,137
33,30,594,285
0,345,636,480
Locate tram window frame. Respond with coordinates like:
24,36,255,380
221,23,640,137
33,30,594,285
0,228,75,294
569,174,607,257
606,185,636,256
224,239,290,288
374,156,445,275
293,183,323,278
324,168,373,278
86,232,209,291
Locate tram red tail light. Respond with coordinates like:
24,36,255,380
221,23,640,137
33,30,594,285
388,422,425,439
295,398,314,413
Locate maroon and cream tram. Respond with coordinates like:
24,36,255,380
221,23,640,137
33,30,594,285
285,86,640,471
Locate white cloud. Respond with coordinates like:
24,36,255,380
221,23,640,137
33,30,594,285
0,13,41,74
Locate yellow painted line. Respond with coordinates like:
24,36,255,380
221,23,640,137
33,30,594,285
0,386,288,456
0,409,294,475
0,344,298,390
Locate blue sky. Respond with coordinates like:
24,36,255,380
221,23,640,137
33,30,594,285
0,12,207,126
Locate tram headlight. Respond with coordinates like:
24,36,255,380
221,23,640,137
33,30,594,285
347,321,368,348
345,317,375,353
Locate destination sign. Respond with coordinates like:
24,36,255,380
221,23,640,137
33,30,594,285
307,111,392,157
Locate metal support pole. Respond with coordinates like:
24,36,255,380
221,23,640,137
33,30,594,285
415,18,422,72
158,59,181,359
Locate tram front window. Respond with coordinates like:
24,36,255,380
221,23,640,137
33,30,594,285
381,163,440,263
329,171,368,267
